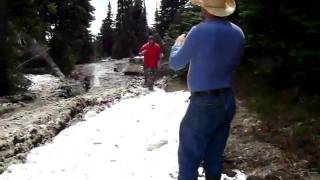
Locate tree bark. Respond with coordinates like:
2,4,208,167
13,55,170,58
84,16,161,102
30,40,65,79
0,0,10,95
43,53,66,79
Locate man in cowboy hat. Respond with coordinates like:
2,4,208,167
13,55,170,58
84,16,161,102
170,0,245,180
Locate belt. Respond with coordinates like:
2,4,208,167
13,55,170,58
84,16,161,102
191,88,231,96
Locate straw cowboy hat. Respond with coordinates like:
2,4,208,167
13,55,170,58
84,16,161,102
191,0,236,17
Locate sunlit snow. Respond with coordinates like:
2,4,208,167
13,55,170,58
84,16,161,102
0,89,246,180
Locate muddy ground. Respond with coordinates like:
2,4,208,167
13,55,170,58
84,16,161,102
0,59,150,173
0,59,319,179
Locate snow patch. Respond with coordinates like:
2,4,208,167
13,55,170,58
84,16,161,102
0,89,246,180
25,74,61,92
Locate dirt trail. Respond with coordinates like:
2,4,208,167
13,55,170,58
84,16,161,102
0,59,143,173
1,87,319,179
225,101,319,180
0,90,246,180
0,59,319,179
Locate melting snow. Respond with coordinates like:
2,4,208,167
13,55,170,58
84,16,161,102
25,74,61,92
0,89,246,180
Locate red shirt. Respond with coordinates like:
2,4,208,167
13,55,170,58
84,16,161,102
139,43,162,69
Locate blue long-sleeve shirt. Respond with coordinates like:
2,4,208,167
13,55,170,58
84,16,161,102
170,20,245,92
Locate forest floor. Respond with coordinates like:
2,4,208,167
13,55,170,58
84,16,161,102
0,59,319,180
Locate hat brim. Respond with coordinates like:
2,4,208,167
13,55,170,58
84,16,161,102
191,0,236,17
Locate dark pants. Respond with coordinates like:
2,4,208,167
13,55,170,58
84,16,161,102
144,67,157,89
178,89,236,180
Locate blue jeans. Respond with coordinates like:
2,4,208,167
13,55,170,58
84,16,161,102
178,89,236,180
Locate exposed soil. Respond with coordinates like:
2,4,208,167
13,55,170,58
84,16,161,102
0,60,319,179
0,59,147,173
166,76,320,180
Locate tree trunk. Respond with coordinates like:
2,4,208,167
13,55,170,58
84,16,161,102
30,40,65,79
43,53,66,79
0,1,9,95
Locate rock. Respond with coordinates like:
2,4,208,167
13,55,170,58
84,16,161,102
265,173,281,180
93,142,102,145
28,127,38,135
30,133,43,145
123,64,144,76
0,167,4,174
13,133,25,144
243,118,252,125
114,63,127,72
56,80,85,99
0,97,10,103
16,153,27,161
247,176,264,180
243,127,255,136
22,93,37,102
129,56,143,64
147,140,168,151
14,143,26,154
113,67,119,72
258,124,270,134
223,169,237,177
7,93,37,103
83,76,91,91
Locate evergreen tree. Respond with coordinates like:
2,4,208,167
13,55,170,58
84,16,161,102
157,0,184,37
239,0,320,93
131,0,148,53
112,0,134,59
154,4,161,30
0,0,9,95
99,1,114,57
0,0,50,95
111,0,149,58
162,2,201,60
50,0,94,74
0,0,94,94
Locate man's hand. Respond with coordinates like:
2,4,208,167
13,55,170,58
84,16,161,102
160,53,164,59
174,34,186,46
139,50,147,56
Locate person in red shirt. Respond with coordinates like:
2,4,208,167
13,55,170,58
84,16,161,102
139,36,163,90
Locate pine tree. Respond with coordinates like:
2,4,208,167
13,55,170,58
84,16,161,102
112,0,134,59
162,2,201,60
99,1,114,57
0,0,95,94
157,0,182,37
50,0,94,74
0,0,9,95
239,0,320,93
131,0,148,53
154,3,160,30
0,0,50,95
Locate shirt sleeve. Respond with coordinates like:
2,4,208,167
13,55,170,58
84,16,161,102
139,44,147,53
169,26,198,71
